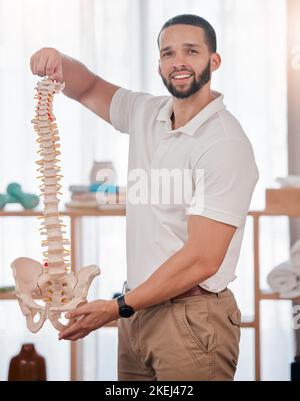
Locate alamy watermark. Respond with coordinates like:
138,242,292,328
291,45,300,70
95,168,205,212
292,305,300,330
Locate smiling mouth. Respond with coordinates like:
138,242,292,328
171,73,193,83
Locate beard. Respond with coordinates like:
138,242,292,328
160,60,211,99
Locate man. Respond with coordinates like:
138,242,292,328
30,14,259,381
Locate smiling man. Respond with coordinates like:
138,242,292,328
31,14,259,381
159,26,214,101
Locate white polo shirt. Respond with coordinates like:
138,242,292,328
110,88,259,292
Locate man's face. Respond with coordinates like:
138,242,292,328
158,24,213,99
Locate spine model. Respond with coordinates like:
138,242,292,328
11,78,100,333
33,79,70,276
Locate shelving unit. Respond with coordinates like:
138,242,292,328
0,208,125,381
248,210,300,381
0,208,297,380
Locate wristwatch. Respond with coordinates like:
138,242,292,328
116,294,135,318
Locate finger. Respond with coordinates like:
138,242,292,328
36,53,49,77
59,328,78,340
65,312,84,329
32,54,40,75
64,330,89,341
65,328,90,341
30,55,35,73
60,329,87,341
45,58,56,77
49,63,63,83
59,319,84,340
48,72,63,83
65,305,88,320
65,316,77,329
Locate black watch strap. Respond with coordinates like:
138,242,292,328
117,295,135,318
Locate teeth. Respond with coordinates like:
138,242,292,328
173,74,192,79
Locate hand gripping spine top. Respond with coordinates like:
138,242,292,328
11,78,100,333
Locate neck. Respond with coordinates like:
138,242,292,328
171,86,215,130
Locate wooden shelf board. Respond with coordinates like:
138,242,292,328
241,322,256,328
66,208,126,217
0,292,16,300
2,208,300,218
5,208,300,218
0,210,42,217
0,208,126,217
260,290,300,301
249,210,300,217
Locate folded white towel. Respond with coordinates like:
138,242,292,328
276,176,300,188
279,287,300,299
267,261,300,298
291,239,300,270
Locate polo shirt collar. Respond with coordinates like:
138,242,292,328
156,91,226,136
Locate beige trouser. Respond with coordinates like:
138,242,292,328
117,288,241,381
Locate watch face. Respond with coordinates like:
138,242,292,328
120,306,134,318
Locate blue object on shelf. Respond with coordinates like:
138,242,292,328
89,183,119,193
0,183,39,210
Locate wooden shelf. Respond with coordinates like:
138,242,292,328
2,207,295,218
249,210,300,217
247,209,300,380
0,292,16,300
65,208,126,217
0,207,296,217
0,208,297,380
0,208,126,217
0,210,42,217
259,290,300,301
241,322,256,328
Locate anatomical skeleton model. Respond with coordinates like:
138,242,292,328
11,78,100,333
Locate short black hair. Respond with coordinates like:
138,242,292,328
157,14,217,53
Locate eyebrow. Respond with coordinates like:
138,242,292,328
160,46,172,54
182,43,201,48
160,43,201,53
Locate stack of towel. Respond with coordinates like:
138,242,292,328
267,240,300,298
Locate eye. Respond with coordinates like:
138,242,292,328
162,51,172,57
188,49,198,54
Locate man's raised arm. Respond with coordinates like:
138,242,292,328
30,47,120,123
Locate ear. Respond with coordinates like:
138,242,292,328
211,53,221,72
158,64,162,76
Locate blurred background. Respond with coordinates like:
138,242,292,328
0,0,298,381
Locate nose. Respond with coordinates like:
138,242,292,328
173,61,187,71
172,54,187,70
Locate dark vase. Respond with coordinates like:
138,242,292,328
8,343,46,381
291,356,300,381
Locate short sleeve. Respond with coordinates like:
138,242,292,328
109,87,153,134
186,139,259,228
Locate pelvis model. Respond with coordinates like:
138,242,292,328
11,79,100,333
